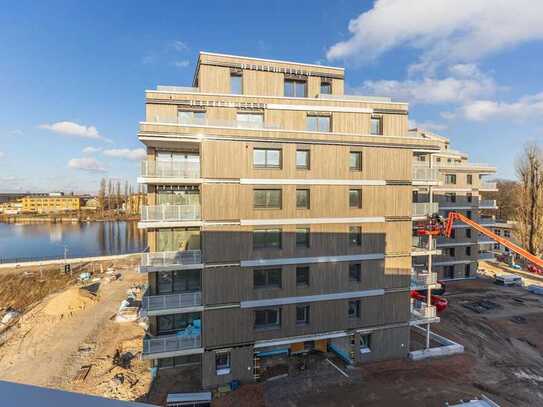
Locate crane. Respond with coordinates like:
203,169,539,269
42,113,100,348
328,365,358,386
417,211,543,269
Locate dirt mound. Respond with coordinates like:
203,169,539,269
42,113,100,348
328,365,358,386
42,288,96,317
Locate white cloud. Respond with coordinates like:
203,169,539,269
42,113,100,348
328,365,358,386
174,60,190,68
460,92,543,121
408,119,447,132
39,121,110,142
102,148,146,161
82,146,102,155
171,40,188,52
356,64,496,104
326,0,543,71
68,157,107,173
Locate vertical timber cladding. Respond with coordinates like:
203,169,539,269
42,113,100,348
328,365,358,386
201,346,254,389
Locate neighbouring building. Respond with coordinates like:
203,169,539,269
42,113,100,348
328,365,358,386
409,129,498,281
137,52,442,389
490,220,518,258
21,193,82,213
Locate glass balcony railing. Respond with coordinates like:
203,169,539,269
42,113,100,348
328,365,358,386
480,181,497,190
140,250,202,270
412,166,439,182
412,235,437,251
147,115,280,130
141,160,200,179
411,271,438,286
479,199,497,209
141,204,200,222
412,202,439,217
143,332,201,357
411,303,437,320
142,291,202,313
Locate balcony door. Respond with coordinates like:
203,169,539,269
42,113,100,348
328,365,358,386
157,270,201,294
157,227,201,252
156,186,200,205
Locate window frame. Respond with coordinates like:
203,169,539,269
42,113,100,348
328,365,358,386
177,110,206,125
296,227,310,248
296,304,310,325
284,78,307,97
215,351,231,375
296,266,310,287
466,174,473,185
296,149,310,169
370,115,383,135
254,308,281,329
349,263,362,282
306,114,331,132
236,112,264,128
349,226,362,246
253,189,282,209
349,151,362,171
349,189,362,209
445,174,457,185
253,148,282,169
253,268,282,289
253,228,282,250
230,73,243,95
348,300,361,319
296,189,310,209
320,81,332,95
360,334,372,354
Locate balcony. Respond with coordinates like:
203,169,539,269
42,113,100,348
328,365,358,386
411,271,438,287
147,115,280,130
478,251,496,261
411,236,440,257
411,303,437,320
142,332,201,359
140,250,202,272
141,204,200,222
412,166,439,184
156,85,200,93
142,292,202,315
140,160,200,180
479,181,497,190
479,199,497,209
412,202,439,218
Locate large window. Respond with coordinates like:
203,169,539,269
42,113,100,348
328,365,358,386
255,308,281,329
296,149,310,169
157,354,201,369
349,263,362,282
253,229,282,249
254,268,282,288
296,305,310,325
348,300,361,318
445,174,457,184
466,246,472,256
466,228,472,238
349,226,362,246
320,81,332,95
237,112,263,128
464,264,471,278
157,270,201,294
254,189,282,209
296,227,310,248
444,192,456,203
360,334,372,353
284,79,306,97
349,189,362,208
467,174,473,185
296,266,310,287
230,73,242,95
350,152,362,171
296,189,310,209
444,265,455,279
215,351,231,375
370,115,382,135
157,312,200,335
306,115,331,132
178,110,206,125
253,148,281,168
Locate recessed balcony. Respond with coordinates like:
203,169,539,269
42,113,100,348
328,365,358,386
411,302,437,320
412,202,439,218
412,166,439,184
479,181,497,191
479,199,497,209
140,250,203,272
142,332,201,359
139,160,200,183
142,291,203,315
141,204,200,222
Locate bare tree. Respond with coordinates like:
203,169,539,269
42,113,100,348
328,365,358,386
485,179,520,221
98,178,107,214
515,143,543,256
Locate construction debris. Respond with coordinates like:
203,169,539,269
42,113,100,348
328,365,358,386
73,365,92,382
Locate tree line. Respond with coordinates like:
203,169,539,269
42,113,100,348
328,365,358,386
97,178,145,215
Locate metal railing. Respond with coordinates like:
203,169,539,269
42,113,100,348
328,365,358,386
411,271,438,286
412,235,437,250
141,204,200,222
148,116,280,130
142,291,202,312
412,166,439,182
156,85,199,93
479,199,497,208
143,333,201,355
141,250,202,268
478,251,496,261
141,160,200,179
411,303,437,319
480,181,497,190
412,202,439,217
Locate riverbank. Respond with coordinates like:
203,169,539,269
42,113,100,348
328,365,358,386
0,212,140,224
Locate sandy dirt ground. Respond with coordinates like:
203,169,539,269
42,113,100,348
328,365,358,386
220,274,543,407
0,261,150,401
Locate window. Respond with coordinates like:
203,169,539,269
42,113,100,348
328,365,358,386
466,210,472,219
320,81,332,94
467,174,473,185
348,300,361,318
350,152,362,171
464,264,471,278
296,189,310,209
306,115,331,132
296,149,310,169
253,229,282,249
254,268,282,288
230,73,242,95
445,174,457,185
296,227,310,248
178,110,206,125
254,189,282,209
255,308,281,329
158,354,201,369
253,148,281,168
467,193,473,203
504,230,511,238
448,248,456,257
466,229,472,238
157,312,200,334
237,112,263,128
349,189,362,208
296,305,310,325
444,266,455,279
450,228,456,239
494,229,501,236
296,266,310,287
284,79,307,97
466,246,472,256
157,270,201,294
360,334,372,354
216,351,231,375
349,226,362,246
445,192,456,203
370,115,382,135
349,263,361,282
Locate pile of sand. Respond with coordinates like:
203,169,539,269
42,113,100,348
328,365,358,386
42,288,96,317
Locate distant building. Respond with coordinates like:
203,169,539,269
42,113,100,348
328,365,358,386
490,220,518,257
82,197,99,210
0,201,22,215
21,193,82,213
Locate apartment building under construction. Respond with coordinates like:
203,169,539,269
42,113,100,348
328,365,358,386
137,52,450,389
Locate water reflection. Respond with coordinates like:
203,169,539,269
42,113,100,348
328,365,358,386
0,221,146,261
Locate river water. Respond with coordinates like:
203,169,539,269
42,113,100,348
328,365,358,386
0,221,146,262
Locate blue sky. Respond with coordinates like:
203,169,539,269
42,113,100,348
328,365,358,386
1,0,543,193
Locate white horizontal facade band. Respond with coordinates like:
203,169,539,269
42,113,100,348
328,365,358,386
137,177,203,184
254,330,349,349
138,221,203,229
240,253,385,268
433,260,474,266
266,103,372,114
141,347,204,360
439,206,474,210
240,288,384,308
436,242,475,247
432,188,478,192
241,216,385,226
240,178,386,186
